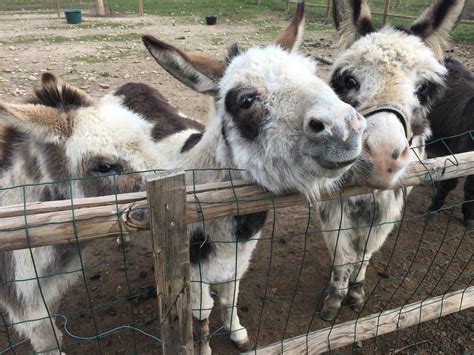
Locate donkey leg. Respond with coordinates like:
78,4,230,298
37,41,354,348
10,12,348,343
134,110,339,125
462,175,474,229
12,284,64,354
321,234,356,322
215,280,249,351
429,178,458,214
191,282,213,355
346,254,371,313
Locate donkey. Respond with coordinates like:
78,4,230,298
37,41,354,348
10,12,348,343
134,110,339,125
318,0,464,321
426,57,474,229
0,9,366,355
140,8,368,351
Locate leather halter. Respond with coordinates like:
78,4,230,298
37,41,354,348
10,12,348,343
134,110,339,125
359,103,413,143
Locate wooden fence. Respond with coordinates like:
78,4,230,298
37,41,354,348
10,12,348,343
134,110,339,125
1,151,473,353
283,0,474,25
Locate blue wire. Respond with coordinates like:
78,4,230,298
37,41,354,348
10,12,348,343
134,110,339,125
0,313,161,354
1,312,226,354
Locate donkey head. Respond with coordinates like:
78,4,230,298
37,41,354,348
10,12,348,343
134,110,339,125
143,3,366,200
330,0,464,188
0,73,161,199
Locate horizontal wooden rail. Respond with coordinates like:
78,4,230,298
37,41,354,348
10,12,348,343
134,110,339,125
245,286,474,354
0,152,473,251
285,0,474,25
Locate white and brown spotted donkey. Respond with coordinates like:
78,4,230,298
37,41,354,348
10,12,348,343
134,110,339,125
0,4,366,353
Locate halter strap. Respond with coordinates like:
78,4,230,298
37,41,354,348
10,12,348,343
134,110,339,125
359,103,412,142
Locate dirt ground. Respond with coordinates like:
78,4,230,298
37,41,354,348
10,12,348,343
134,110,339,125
0,11,473,355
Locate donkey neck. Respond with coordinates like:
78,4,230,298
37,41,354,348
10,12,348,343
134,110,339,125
180,113,243,185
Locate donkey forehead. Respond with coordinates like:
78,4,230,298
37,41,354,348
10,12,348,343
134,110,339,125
66,94,155,156
336,28,445,77
220,46,319,93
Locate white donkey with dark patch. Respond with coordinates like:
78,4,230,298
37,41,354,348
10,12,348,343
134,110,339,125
319,0,464,321
141,5,365,352
0,7,366,354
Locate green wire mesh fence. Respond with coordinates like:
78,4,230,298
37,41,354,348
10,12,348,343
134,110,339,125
0,132,473,354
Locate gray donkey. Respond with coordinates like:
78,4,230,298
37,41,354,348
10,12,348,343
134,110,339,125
319,0,465,321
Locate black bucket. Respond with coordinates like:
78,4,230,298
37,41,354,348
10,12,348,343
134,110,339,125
206,16,217,25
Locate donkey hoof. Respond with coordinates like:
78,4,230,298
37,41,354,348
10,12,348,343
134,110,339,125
233,339,251,352
347,296,364,313
231,328,250,351
320,306,339,322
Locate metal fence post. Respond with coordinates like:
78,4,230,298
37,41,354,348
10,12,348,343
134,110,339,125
147,170,193,355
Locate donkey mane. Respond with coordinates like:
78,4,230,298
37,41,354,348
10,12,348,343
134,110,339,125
28,73,93,112
225,44,241,66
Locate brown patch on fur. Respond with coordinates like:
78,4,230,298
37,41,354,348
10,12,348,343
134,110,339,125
0,125,24,173
42,143,69,181
114,83,203,141
181,132,203,153
274,1,305,51
225,87,265,140
0,102,73,138
185,52,225,80
426,58,474,157
23,153,42,181
142,35,224,87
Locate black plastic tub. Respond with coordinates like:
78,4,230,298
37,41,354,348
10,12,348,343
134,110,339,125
206,16,217,25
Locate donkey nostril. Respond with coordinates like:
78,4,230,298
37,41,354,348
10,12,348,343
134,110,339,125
392,148,400,160
309,119,325,134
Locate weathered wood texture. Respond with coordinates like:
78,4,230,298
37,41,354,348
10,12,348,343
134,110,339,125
147,170,193,355
382,0,391,24
0,152,473,251
244,286,474,354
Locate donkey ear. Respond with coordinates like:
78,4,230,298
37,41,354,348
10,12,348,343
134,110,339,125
0,101,72,142
274,0,305,52
410,0,465,59
333,0,375,49
143,35,224,95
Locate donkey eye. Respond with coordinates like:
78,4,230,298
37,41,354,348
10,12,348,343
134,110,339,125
93,163,123,174
239,94,257,109
415,83,427,95
344,76,359,90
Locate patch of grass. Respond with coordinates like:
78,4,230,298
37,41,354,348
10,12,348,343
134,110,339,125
211,37,224,45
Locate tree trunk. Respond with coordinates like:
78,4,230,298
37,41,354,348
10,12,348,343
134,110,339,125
96,0,105,17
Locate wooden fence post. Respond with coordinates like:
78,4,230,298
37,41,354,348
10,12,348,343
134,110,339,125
382,0,391,24
138,0,144,16
55,0,60,18
285,0,290,13
326,0,332,20
147,170,193,355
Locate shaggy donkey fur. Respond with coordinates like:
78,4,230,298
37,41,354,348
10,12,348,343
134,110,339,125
318,0,464,321
425,58,474,229
141,5,367,351
0,5,366,353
